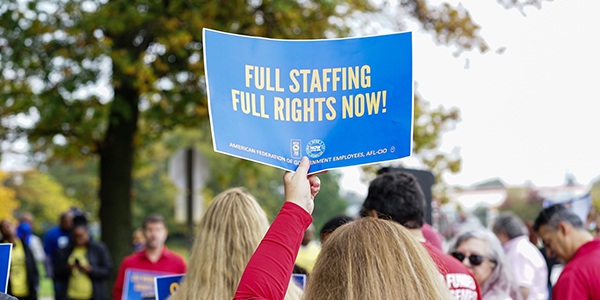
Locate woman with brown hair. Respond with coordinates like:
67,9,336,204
304,217,451,299
170,187,302,300
234,157,451,300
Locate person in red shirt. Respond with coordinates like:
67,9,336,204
359,170,482,300
112,214,186,300
534,204,600,300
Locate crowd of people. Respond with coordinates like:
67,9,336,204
1,156,599,299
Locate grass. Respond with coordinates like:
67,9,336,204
37,263,54,298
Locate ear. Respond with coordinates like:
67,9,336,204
368,209,379,219
557,221,570,236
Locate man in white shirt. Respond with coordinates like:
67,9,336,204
493,212,548,300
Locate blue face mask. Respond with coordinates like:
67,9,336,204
133,242,145,252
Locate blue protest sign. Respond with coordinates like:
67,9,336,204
122,269,169,300
203,29,413,173
154,274,184,300
0,244,12,293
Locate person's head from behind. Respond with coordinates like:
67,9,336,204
19,212,34,225
304,217,450,300
72,224,90,247
319,215,354,244
132,228,145,252
60,210,74,231
492,211,527,245
0,220,16,239
142,213,168,250
16,221,32,242
172,187,286,300
533,204,589,263
302,223,315,246
449,230,513,295
360,171,425,229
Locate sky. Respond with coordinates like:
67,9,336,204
339,0,600,196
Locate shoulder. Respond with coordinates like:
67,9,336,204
163,248,185,263
423,242,473,274
120,252,142,266
43,227,60,238
89,240,110,253
163,248,182,258
162,248,186,270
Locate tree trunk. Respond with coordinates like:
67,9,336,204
99,75,139,285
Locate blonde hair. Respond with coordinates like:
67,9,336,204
171,187,302,300
303,217,451,300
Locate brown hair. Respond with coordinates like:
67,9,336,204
142,213,165,229
304,217,451,300
170,187,302,300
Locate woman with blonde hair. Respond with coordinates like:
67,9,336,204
170,187,302,300
234,157,451,300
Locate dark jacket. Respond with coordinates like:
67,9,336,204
1,238,39,300
55,240,113,300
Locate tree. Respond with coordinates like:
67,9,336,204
46,158,100,218
4,170,76,232
0,171,19,222
0,0,549,279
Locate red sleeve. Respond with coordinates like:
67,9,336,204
112,260,127,300
234,202,312,300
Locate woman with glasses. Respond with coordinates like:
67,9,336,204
449,229,523,300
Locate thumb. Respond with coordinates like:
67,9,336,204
295,156,311,176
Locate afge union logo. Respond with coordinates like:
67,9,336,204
306,139,326,158
290,139,302,159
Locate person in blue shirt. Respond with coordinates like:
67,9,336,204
43,210,74,300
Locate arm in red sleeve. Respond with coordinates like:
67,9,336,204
234,202,312,300
112,261,127,300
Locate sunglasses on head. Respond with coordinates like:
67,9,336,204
451,252,490,266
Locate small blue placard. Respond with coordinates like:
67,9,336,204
0,244,12,293
203,29,413,173
154,274,184,300
122,269,169,300
292,273,307,290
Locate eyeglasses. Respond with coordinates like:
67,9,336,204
451,252,492,266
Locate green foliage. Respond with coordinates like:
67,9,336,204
413,92,461,184
0,171,19,222
5,170,76,233
131,139,181,233
45,158,100,219
312,171,348,236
